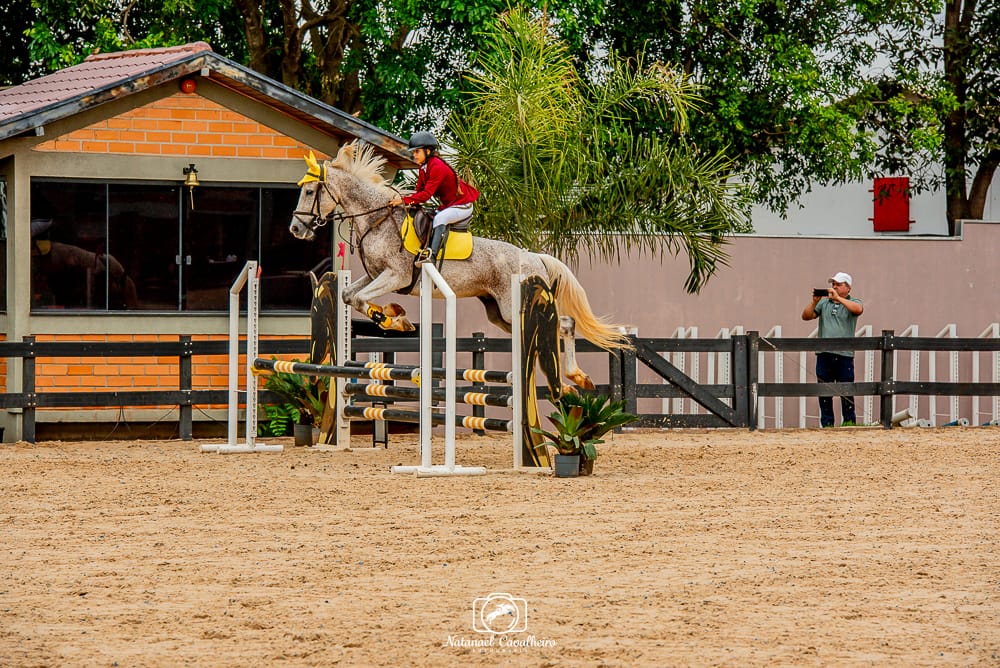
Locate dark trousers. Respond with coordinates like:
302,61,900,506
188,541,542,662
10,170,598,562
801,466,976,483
816,352,856,427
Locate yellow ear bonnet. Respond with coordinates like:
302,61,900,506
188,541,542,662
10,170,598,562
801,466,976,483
297,151,326,187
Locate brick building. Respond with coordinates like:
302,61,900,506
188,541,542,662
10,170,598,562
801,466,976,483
0,42,411,440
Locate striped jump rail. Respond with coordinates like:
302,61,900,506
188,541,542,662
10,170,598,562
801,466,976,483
255,358,513,384
344,382,513,408
343,360,513,384
342,405,513,433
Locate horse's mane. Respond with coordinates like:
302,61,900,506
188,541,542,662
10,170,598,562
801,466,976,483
329,141,395,195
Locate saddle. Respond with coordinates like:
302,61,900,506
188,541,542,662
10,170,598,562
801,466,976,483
401,205,473,261
410,206,472,245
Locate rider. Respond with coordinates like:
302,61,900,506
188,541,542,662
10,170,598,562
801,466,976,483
389,131,480,265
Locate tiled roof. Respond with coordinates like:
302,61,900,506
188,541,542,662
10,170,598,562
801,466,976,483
0,42,212,124
0,41,411,167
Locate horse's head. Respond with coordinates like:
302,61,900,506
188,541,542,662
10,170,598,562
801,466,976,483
290,151,334,240
290,143,395,241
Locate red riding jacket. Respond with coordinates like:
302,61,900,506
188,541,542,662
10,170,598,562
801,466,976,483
401,155,480,210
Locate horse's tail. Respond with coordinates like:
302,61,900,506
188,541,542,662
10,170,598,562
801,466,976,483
538,254,633,351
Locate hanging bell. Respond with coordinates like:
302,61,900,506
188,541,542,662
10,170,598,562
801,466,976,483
183,164,199,209
182,164,200,188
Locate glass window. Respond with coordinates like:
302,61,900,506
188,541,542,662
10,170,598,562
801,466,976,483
30,182,110,310
259,188,332,310
182,186,258,311
30,179,321,312
108,184,178,310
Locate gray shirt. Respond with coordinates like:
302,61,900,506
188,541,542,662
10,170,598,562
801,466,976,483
814,296,863,357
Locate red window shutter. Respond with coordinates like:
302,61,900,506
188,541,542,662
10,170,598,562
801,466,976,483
870,177,913,232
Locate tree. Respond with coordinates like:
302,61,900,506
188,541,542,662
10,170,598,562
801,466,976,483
940,0,998,228
23,0,247,73
226,0,606,134
16,0,604,135
586,0,998,233
448,9,750,292
0,1,37,85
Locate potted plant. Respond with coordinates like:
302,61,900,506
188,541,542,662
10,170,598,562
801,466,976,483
259,357,328,445
533,392,638,477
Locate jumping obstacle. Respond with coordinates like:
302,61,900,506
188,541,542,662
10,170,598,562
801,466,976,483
208,258,564,472
200,261,282,454
251,265,563,475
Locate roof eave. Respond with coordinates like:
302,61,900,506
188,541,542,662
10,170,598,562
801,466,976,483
0,50,415,169
0,56,211,143
202,55,413,168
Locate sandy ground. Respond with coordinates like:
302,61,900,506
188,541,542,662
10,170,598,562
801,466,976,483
1,427,997,667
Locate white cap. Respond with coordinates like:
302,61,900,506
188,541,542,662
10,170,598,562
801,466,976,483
829,271,852,286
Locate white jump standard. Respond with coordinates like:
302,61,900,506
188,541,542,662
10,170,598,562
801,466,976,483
390,263,488,476
200,261,283,454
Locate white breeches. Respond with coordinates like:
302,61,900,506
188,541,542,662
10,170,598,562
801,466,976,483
433,203,473,228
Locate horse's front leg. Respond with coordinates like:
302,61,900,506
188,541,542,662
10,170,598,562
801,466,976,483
341,273,372,309
560,316,595,390
343,270,415,332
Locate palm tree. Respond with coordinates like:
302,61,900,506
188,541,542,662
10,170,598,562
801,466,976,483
447,8,750,293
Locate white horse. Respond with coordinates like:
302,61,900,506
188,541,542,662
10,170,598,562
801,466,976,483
288,142,631,384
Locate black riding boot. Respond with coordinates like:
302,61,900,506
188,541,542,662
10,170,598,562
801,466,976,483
416,225,446,266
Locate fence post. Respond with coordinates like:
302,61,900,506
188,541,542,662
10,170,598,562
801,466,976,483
179,335,193,440
746,332,760,430
609,345,623,404
621,333,637,418
21,335,36,443
879,330,895,428
732,334,750,428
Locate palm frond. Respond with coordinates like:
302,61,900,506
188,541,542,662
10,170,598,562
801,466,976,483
448,8,751,293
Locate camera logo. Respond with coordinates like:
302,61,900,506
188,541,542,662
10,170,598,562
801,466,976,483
472,592,528,634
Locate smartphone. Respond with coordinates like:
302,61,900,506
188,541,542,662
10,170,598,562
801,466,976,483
813,288,828,297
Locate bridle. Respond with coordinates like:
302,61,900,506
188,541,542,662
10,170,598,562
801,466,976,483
291,180,341,235
292,177,398,268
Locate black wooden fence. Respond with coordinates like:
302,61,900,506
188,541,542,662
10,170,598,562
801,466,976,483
2,330,999,441
612,331,1000,429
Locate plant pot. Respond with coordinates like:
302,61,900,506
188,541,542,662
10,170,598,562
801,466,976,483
293,422,315,447
578,457,595,476
553,454,580,478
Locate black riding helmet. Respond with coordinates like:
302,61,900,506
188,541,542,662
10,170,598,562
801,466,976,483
407,131,439,151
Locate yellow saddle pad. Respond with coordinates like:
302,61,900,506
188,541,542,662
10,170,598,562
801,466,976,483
401,215,473,261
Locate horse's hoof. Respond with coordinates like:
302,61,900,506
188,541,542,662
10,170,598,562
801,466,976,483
394,318,416,332
384,303,406,318
380,316,415,332
567,369,596,390
560,384,581,396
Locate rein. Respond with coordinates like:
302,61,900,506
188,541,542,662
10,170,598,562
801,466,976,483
350,208,397,276
294,179,403,279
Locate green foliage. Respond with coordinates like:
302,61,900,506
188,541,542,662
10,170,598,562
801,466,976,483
532,392,637,460
260,358,327,425
258,401,301,437
23,0,245,77
0,1,36,85
448,9,750,292
11,0,996,231
585,0,998,226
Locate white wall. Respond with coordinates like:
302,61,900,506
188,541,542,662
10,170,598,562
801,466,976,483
750,174,1000,236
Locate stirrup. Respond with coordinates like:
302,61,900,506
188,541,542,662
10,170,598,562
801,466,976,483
414,249,433,265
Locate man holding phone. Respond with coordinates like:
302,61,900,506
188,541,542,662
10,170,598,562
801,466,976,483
802,271,864,427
